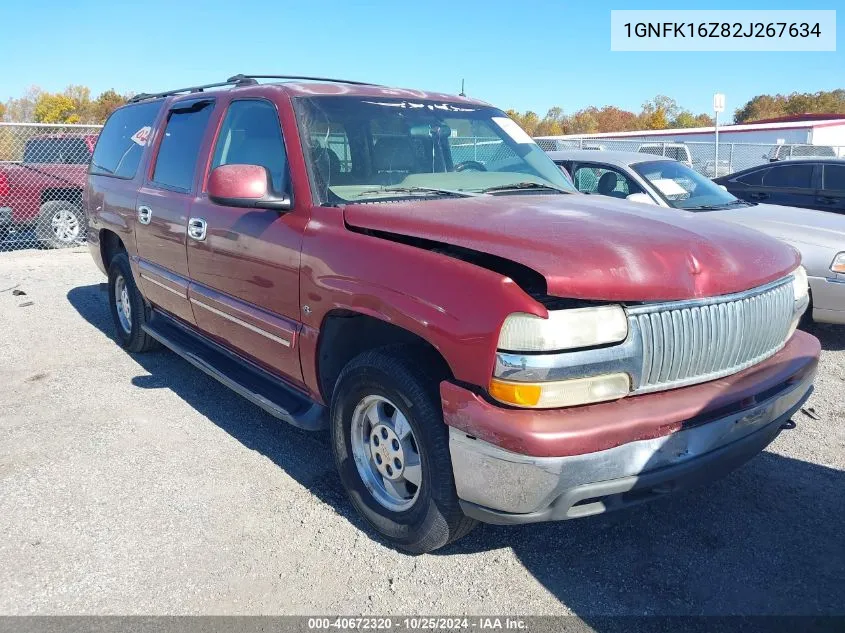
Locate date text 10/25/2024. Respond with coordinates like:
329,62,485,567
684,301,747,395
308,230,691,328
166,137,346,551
307,617,528,631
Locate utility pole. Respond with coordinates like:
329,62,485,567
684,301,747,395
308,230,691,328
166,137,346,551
459,79,466,97
713,93,725,175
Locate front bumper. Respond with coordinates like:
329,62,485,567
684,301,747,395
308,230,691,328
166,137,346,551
443,330,819,524
809,275,845,325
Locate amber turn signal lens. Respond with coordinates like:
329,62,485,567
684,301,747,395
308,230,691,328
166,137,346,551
489,374,631,409
489,379,542,407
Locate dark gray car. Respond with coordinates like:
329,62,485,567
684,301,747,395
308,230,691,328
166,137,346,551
714,159,845,215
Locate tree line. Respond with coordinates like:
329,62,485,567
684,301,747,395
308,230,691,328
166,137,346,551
0,85,131,125
1,84,843,132
734,89,845,124
508,89,845,136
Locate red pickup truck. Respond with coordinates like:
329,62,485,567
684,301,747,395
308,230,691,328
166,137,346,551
86,75,819,553
0,133,96,247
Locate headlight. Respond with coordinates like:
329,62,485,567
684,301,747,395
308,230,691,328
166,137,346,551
792,266,809,302
831,252,845,274
489,373,631,409
497,305,628,352
788,266,809,340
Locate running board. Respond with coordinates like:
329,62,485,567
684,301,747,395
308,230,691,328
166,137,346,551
142,310,327,431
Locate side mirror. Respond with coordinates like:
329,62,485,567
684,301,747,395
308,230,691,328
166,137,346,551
626,192,657,205
208,164,291,212
718,184,728,191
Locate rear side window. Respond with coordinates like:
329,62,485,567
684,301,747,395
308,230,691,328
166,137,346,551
823,164,845,191
91,101,161,178
735,169,767,186
793,145,836,157
762,164,814,189
638,146,662,156
152,100,215,191
735,169,765,186
666,147,689,162
571,164,642,197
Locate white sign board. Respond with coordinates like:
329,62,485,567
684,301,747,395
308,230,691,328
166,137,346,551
651,178,689,198
713,93,725,113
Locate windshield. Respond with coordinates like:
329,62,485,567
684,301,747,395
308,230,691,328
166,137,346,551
293,96,575,204
631,160,749,210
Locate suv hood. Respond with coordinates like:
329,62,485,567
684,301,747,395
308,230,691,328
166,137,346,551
714,203,845,249
343,194,800,302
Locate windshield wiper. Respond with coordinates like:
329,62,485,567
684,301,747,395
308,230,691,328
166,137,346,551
356,186,480,198
480,181,572,194
686,199,753,211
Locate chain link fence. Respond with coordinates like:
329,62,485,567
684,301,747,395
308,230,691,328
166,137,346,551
0,122,102,251
8,119,841,253
535,136,845,179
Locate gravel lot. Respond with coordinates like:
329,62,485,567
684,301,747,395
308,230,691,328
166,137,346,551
1,248,843,618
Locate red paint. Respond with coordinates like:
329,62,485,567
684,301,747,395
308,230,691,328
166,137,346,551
344,194,800,301
188,281,305,386
134,184,194,322
441,330,819,458
136,259,195,325
207,164,268,200
86,80,813,448
299,205,544,395
0,133,97,225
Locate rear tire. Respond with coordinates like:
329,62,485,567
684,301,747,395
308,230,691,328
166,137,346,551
330,345,477,554
107,253,158,353
37,200,85,249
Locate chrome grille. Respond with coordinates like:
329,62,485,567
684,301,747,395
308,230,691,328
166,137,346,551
630,277,795,393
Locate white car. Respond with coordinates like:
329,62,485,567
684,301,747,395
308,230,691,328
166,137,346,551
701,159,731,178
637,142,693,167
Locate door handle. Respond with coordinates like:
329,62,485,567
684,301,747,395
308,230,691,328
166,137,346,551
137,205,152,225
748,192,769,200
187,217,207,241
816,196,836,205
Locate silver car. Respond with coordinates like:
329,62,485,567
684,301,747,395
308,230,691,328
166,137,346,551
549,149,845,325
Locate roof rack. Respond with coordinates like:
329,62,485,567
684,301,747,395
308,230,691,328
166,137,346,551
227,74,380,87
128,76,258,103
128,74,379,103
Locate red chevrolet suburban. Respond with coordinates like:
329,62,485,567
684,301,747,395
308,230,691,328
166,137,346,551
86,75,819,553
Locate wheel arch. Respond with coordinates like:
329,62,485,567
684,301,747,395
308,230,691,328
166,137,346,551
315,309,453,405
99,229,126,271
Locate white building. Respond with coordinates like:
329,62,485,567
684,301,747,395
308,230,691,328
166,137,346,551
536,114,845,148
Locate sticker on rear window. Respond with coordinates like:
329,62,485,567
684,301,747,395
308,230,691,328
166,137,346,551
492,117,535,144
130,126,152,146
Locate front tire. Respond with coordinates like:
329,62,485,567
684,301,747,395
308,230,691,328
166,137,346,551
107,253,158,353
330,346,477,553
37,200,85,248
